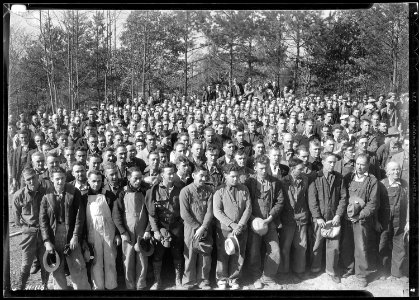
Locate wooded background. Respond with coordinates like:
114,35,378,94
8,4,409,115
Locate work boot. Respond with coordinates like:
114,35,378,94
174,263,183,288
150,262,163,290
30,259,41,274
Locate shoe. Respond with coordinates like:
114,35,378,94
342,270,354,278
198,282,211,290
294,272,309,280
217,281,228,290
262,276,277,288
30,264,41,275
310,269,322,277
253,279,263,289
330,275,341,283
230,282,240,290
359,278,368,287
183,284,196,290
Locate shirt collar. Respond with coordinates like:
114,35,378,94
354,171,368,180
388,178,401,187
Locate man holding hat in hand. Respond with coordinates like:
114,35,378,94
340,154,378,287
308,152,347,283
14,167,50,290
213,163,252,290
244,155,284,289
180,166,214,290
39,166,91,290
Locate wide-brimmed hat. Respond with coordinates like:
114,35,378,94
43,250,61,273
134,236,155,256
367,98,376,103
340,114,349,120
386,127,400,137
192,234,213,256
224,233,240,256
347,195,366,218
251,218,268,236
320,220,341,239
364,104,374,110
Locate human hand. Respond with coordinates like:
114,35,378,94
230,223,239,231
114,234,121,246
121,232,131,243
332,215,341,226
154,231,162,241
143,231,151,240
193,226,206,241
45,241,55,253
316,218,326,228
69,236,79,250
349,215,360,223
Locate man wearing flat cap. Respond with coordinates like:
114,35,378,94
376,127,402,179
340,154,378,287
180,166,214,290
381,98,399,128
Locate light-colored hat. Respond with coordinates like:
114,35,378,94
386,127,401,137
251,218,268,236
224,234,240,256
134,236,155,256
320,220,341,239
43,250,61,273
365,104,374,110
340,114,349,120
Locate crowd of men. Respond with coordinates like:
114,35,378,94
8,80,410,291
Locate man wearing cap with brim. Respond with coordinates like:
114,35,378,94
377,161,409,281
360,103,375,121
376,127,402,179
353,119,378,153
308,152,347,283
244,155,284,289
340,154,378,287
179,166,214,290
380,98,399,128
39,166,91,290
14,167,50,290
213,163,252,290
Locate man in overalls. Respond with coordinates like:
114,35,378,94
180,166,214,289
85,170,118,290
39,166,91,290
14,167,50,289
341,154,378,287
146,162,184,290
377,161,409,280
112,166,151,290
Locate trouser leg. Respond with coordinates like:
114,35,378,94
378,224,391,274
353,220,372,279
228,229,247,284
52,224,69,290
262,225,280,278
91,231,105,290
391,225,407,277
215,227,229,283
66,245,91,290
183,225,197,285
325,234,340,276
35,230,49,286
291,224,307,274
340,220,355,274
103,233,117,290
278,224,295,274
18,229,37,289
247,229,262,280
135,251,148,289
311,222,324,273
122,237,135,290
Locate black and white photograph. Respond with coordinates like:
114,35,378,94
3,3,417,297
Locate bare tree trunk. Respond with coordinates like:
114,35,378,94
294,27,300,93
142,11,148,100
104,10,108,104
184,11,189,96
40,11,54,113
75,11,80,109
68,30,72,110
229,42,233,95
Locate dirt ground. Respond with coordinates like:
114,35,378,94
6,201,410,296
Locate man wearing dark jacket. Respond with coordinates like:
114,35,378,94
39,166,90,290
308,152,347,283
245,155,284,289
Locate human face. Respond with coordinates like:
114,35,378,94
25,173,40,192
225,171,239,187
323,155,337,173
206,150,218,164
193,170,207,187
89,157,102,171
176,161,189,176
361,122,370,133
255,162,268,180
324,140,335,152
378,122,388,134
288,119,297,132
103,150,116,163
88,137,98,151
114,134,123,146
88,173,102,192
235,154,246,167
72,165,86,182
34,136,44,149
52,172,66,193
305,121,314,134
355,156,369,174
310,144,321,158
32,155,45,171
46,157,59,170
269,149,281,165
64,150,75,163
283,135,293,150
116,147,127,163
126,145,137,159
128,171,143,189
223,142,234,156
357,138,368,153
149,154,159,170
180,135,189,148
161,167,175,186
192,143,202,158
58,136,68,148
105,167,118,185
18,133,29,146
343,147,355,161
253,143,265,156
386,163,401,181
402,139,409,153
290,163,305,179
297,150,309,165
146,135,156,149
205,130,214,143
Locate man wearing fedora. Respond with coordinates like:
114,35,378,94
180,166,214,290
112,166,151,290
353,119,378,153
377,161,409,280
14,167,50,290
376,127,402,179
308,152,347,283
213,163,252,290
146,162,184,290
83,169,118,290
340,154,378,287
244,155,284,289
39,166,91,290
381,98,399,128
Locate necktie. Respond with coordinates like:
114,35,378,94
56,194,65,224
